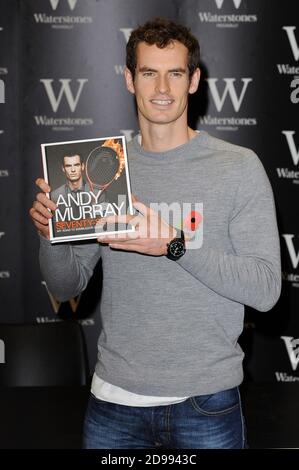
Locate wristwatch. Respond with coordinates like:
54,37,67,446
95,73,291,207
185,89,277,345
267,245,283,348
166,229,186,261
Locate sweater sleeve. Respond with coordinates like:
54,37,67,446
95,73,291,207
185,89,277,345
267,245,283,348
39,236,101,302
176,152,281,312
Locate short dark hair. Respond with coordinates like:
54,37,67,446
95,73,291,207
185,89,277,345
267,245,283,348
126,17,200,79
62,154,82,166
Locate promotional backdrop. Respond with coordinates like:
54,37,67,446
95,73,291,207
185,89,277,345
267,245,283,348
0,0,298,380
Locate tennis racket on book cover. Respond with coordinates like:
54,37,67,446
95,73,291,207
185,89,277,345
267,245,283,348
85,145,120,194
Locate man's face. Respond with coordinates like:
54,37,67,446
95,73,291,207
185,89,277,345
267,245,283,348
125,41,200,127
62,155,84,183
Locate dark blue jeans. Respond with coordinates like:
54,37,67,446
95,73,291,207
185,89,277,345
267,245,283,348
82,386,247,449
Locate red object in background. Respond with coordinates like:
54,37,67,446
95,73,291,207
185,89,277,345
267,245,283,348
184,210,203,231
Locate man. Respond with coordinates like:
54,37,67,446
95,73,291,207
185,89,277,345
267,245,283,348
51,154,89,204
30,18,281,449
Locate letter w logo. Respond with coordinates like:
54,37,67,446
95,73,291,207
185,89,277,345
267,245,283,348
283,27,299,61
49,0,78,10
41,281,82,314
282,131,299,165
207,78,252,112
215,0,242,9
40,78,88,112
281,336,299,371
119,28,133,44
282,234,299,269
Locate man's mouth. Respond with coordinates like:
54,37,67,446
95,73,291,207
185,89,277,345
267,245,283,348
150,99,173,106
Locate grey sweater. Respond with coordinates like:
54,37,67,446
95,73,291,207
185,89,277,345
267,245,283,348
39,131,281,396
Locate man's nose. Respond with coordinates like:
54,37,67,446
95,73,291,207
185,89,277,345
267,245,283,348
155,75,170,94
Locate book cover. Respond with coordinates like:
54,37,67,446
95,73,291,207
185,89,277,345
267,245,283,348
41,136,134,243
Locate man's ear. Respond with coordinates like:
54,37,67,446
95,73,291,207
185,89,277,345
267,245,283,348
62,165,65,174
81,162,85,171
188,68,201,95
124,67,135,94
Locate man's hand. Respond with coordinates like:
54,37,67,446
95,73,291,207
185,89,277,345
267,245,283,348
29,178,56,239
97,196,177,256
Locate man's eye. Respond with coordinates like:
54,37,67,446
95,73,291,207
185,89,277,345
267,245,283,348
170,72,183,77
143,72,155,77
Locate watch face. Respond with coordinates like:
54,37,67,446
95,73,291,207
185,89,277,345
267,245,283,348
169,240,185,257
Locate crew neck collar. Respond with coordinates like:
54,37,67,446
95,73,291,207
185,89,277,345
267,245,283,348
131,130,208,161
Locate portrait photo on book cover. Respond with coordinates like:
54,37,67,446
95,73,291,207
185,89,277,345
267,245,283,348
41,136,134,243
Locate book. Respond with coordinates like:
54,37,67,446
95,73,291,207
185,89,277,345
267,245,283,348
41,135,134,243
